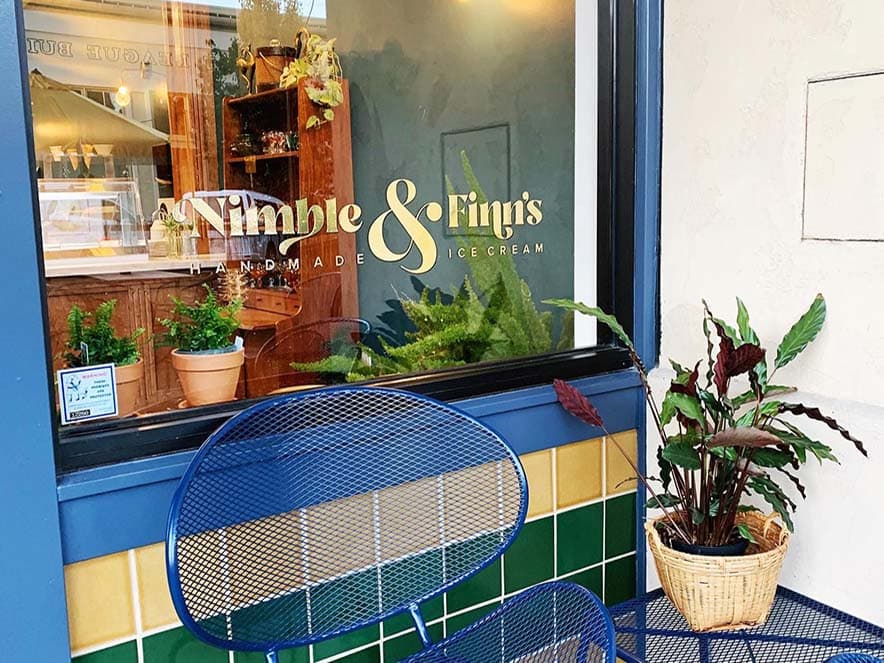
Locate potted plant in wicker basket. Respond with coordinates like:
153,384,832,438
62,299,144,416
547,294,867,632
158,285,244,406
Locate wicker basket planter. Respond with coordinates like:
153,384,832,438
647,510,790,632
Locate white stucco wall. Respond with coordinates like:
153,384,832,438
653,0,884,624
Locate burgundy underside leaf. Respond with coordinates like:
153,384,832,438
554,379,605,428
712,321,734,395
670,362,700,397
779,402,868,457
727,343,766,378
708,426,782,449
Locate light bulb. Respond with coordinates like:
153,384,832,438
114,85,131,108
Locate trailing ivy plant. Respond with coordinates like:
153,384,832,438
63,300,143,368
546,294,868,548
291,152,561,381
158,284,243,353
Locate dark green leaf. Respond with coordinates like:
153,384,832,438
709,445,738,461
737,523,758,544
747,475,795,531
778,402,867,457
752,448,793,468
660,392,677,426
646,493,682,509
668,392,705,424
735,401,781,427
662,440,702,470
736,297,760,344
702,316,715,390
669,359,688,375
542,300,635,353
656,445,672,492
691,507,705,525
698,389,726,415
775,294,826,369
768,426,838,465
776,468,807,499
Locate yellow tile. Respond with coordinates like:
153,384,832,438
135,544,180,630
520,450,553,518
606,430,639,496
379,476,441,558
228,512,307,607
556,438,603,508
444,462,521,543
64,552,135,651
306,493,377,582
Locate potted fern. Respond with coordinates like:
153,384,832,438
63,300,144,416
158,285,244,406
546,294,867,632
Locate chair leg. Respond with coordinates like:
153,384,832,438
266,651,280,663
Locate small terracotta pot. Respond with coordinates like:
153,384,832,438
115,359,144,416
171,348,244,406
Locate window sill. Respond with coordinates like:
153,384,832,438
57,366,642,563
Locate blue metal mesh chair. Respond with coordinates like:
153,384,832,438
826,656,884,662
166,386,615,663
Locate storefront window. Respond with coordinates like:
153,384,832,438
24,0,617,463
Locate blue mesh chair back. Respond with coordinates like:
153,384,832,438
167,386,615,662
827,656,884,662
167,387,526,652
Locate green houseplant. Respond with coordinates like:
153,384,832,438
547,294,867,631
63,300,145,416
158,285,244,406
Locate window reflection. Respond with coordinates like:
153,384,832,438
24,0,588,424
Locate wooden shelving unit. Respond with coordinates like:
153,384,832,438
221,79,360,393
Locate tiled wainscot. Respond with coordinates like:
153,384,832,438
66,431,639,663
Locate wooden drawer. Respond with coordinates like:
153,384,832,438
247,288,301,316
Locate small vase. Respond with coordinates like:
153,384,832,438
115,359,144,416
166,233,182,258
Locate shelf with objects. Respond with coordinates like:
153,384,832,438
217,74,360,399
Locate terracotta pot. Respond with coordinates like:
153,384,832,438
171,347,244,406
115,359,144,416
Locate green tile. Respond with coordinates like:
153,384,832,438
313,570,379,634
229,592,308,643
384,595,444,635
382,622,443,662
564,565,603,598
605,493,637,558
604,554,636,606
379,549,443,612
445,601,499,636
503,517,554,593
556,503,603,574
446,558,501,613
73,641,138,663
314,623,379,661
235,646,308,663
333,644,380,663
142,626,229,663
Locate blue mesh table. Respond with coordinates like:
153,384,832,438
612,588,884,663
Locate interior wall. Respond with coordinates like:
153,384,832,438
654,0,884,624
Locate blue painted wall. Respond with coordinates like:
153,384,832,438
0,1,71,660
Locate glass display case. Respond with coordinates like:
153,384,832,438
38,178,146,262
